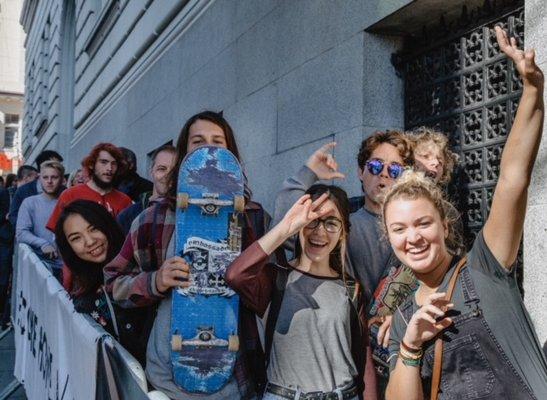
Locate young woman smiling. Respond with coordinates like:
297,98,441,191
226,185,376,400
55,200,145,363
384,27,547,400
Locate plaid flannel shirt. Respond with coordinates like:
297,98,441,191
104,198,268,398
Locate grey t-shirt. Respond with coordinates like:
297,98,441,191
145,235,243,399
388,231,547,398
268,270,357,392
272,166,397,304
347,207,398,305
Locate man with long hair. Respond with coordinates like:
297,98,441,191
46,143,132,232
46,143,132,290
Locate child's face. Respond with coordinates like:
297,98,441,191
414,141,445,183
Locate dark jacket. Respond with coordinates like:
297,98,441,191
226,242,379,400
0,188,13,244
116,192,154,236
8,179,39,227
116,172,153,202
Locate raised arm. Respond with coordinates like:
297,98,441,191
483,26,544,269
272,142,344,254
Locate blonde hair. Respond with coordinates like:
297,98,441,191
407,127,459,185
40,160,65,177
382,170,465,256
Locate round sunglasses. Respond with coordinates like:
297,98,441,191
365,159,404,179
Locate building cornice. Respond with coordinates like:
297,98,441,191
20,0,38,35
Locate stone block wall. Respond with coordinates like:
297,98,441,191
524,0,547,352
65,0,409,213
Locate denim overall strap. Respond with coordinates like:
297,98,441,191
430,256,467,400
425,258,538,399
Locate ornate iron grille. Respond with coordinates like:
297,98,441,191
401,3,524,240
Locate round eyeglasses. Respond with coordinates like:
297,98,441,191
305,217,343,233
365,159,404,179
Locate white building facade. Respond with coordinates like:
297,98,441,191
0,0,25,175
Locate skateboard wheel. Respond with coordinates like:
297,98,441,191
234,195,245,213
228,335,239,352
171,334,183,351
177,193,189,209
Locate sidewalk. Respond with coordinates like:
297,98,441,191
0,328,26,399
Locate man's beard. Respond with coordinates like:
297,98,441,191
92,171,113,190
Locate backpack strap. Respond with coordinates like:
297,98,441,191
264,264,289,364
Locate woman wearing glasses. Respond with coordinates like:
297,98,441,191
226,184,372,399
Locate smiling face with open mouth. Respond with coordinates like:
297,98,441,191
63,214,109,264
413,141,445,184
384,196,449,276
298,199,344,265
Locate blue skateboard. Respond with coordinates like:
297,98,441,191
170,146,245,393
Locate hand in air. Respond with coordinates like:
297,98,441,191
495,26,544,89
305,143,346,181
155,256,190,293
279,193,334,237
402,292,454,349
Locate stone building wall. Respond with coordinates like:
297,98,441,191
524,0,547,352
22,0,410,211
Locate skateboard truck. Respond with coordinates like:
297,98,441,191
171,327,239,352
177,193,245,214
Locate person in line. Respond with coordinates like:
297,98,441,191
227,184,377,400
116,147,154,201
67,168,88,188
385,26,547,399
16,161,65,281
105,111,270,399
0,182,12,327
272,132,413,390
9,150,63,227
54,200,144,361
47,143,132,291
47,143,132,231
5,174,17,200
117,144,176,236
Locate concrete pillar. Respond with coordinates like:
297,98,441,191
523,0,547,355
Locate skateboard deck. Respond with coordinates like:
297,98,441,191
170,146,245,393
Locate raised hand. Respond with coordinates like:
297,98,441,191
279,193,334,237
495,26,544,89
305,142,346,181
402,292,454,349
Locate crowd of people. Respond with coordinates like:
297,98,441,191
0,26,545,400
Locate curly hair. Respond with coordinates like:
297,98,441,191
407,127,459,185
381,170,465,256
357,130,413,171
81,143,127,179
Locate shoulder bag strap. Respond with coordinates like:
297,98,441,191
430,255,468,400
101,286,120,340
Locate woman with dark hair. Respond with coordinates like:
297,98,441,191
226,184,372,400
104,110,270,399
55,200,144,362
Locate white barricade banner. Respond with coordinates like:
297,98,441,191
13,244,104,400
